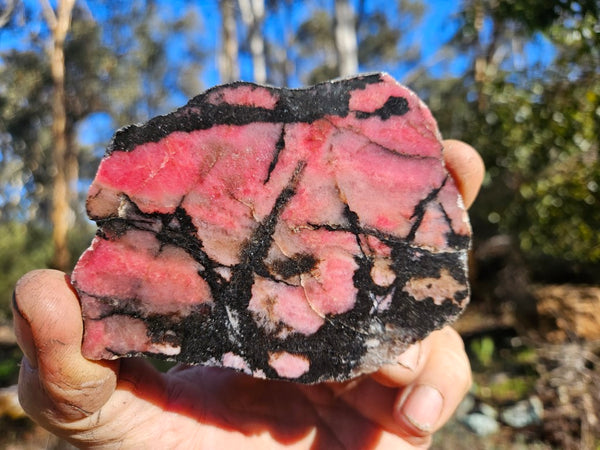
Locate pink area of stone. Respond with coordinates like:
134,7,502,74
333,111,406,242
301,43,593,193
330,138,444,236
179,124,283,265
206,84,279,109
302,253,359,316
75,229,212,316
249,277,325,335
344,76,441,157
370,259,396,287
437,179,471,237
267,227,361,317
251,120,347,230
82,314,180,359
268,351,311,379
361,235,393,257
413,203,450,250
222,352,251,373
94,131,209,215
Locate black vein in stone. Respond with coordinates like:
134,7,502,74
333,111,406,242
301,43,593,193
269,253,317,279
211,161,307,372
264,124,285,184
438,203,471,250
107,73,387,154
355,96,410,120
405,176,448,243
97,197,226,292
232,161,306,298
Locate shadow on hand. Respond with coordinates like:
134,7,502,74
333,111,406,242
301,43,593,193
117,360,386,449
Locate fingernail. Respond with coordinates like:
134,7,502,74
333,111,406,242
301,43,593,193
397,342,421,371
397,384,444,433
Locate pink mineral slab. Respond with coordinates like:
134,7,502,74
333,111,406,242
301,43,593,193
71,73,471,383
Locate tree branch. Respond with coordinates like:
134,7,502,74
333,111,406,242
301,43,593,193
0,0,16,28
39,0,58,31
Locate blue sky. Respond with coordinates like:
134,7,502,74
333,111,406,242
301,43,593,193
2,0,555,149
1,0,554,87
72,0,469,147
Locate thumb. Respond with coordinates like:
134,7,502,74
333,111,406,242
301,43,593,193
13,269,118,422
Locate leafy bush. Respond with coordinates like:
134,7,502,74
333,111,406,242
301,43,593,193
0,222,52,320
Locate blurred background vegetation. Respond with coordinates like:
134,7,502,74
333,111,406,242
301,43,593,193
0,0,598,448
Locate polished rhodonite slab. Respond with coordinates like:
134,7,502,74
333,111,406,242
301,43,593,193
71,73,471,383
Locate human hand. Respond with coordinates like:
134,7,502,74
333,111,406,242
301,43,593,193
13,140,483,449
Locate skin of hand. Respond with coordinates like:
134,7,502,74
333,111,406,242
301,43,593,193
13,140,484,449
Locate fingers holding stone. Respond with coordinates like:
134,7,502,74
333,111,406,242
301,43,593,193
442,139,485,209
13,270,119,424
393,327,472,437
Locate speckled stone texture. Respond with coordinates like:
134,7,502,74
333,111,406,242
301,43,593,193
71,73,471,383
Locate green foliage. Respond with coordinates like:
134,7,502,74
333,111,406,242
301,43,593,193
476,76,600,263
0,15,113,227
495,0,599,32
1,0,599,287
475,374,537,403
0,220,93,320
296,9,342,84
0,223,53,320
467,334,539,404
296,1,419,84
0,346,22,387
0,50,53,223
425,0,600,273
470,336,496,368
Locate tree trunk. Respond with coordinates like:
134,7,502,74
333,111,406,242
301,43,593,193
41,0,76,271
334,0,358,77
264,1,293,86
472,0,501,113
473,0,487,112
219,0,239,83
238,0,266,84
